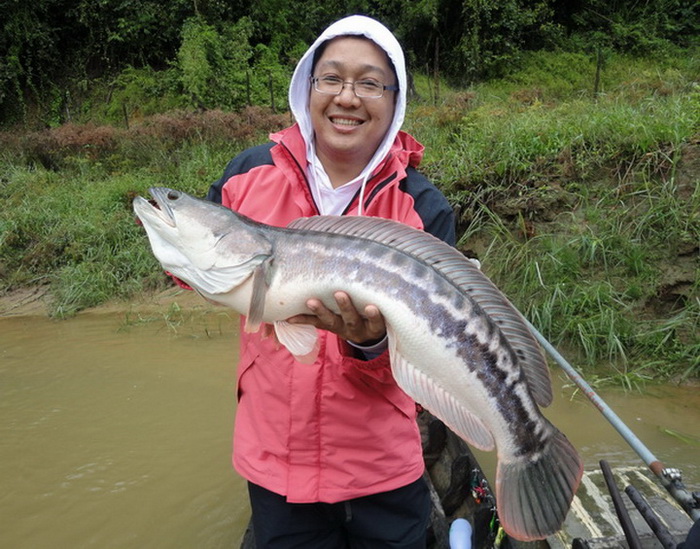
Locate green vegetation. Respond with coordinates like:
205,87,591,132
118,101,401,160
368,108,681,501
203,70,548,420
1,0,698,388
1,49,698,385
120,302,236,339
2,1,697,126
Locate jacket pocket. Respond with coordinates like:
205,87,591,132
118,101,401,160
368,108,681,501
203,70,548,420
236,343,260,402
342,360,417,421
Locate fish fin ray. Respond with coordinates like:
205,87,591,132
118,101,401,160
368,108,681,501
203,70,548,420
243,319,260,333
246,257,273,330
461,286,552,407
387,330,494,451
170,254,268,296
274,321,320,364
287,215,551,406
496,426,583,541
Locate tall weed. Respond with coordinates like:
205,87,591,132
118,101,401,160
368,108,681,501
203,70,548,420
405,51,699,382
1,50,697,382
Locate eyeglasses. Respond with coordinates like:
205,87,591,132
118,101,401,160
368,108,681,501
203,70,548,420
310,76,398,99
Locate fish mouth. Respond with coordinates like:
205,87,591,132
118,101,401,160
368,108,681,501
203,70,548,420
133,187,177,227
149,187,178,226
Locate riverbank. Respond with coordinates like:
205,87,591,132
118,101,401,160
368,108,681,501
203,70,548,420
1,51,698,383
0,285,214,318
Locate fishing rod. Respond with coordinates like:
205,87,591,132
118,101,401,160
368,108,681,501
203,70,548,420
525,319,700,522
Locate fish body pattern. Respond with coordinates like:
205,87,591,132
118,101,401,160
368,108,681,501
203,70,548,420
133,187,583,541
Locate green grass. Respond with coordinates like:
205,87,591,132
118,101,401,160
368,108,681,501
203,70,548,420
119,301,236,338
1,167,162,316
0,49,697,383
0,135,264,317
403,50,699,383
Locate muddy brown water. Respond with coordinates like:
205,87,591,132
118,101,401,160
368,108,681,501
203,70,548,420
2,304,698,548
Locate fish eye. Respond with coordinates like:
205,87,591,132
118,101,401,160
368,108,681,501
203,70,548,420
167,190,181,200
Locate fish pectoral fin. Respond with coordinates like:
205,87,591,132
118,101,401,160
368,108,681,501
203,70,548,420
176,254,269,296
387,330,495,451
245,257,273,330
244,316,262,333
273,321,320,364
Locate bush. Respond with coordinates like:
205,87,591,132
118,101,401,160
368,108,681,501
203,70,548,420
177,17,254,110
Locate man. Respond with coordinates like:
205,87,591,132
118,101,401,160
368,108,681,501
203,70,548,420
207,15,455,548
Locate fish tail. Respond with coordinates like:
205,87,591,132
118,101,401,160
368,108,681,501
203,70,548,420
495,426,583,541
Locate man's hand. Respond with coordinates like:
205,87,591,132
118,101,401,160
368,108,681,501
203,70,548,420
286,291,386,345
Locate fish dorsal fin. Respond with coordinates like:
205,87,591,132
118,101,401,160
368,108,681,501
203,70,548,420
288,215,552,407
387,328,495,451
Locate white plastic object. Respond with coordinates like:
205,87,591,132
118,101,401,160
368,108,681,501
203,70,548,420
449,518,473,549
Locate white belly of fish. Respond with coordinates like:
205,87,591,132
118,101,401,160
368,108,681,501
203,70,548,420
386,303,505,454
278,274,506,455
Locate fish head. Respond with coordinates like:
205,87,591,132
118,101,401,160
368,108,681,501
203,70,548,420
133,187,272,295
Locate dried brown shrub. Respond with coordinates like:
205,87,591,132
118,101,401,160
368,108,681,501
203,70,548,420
2,108,290,169
133,107,288,143
52,123,121,152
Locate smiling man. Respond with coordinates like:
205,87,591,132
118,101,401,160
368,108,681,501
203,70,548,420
206,15,456,548
309,37,397,186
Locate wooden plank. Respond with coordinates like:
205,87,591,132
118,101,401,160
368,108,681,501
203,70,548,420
548,466,694,549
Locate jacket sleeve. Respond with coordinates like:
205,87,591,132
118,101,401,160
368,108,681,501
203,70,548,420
401,167,456,246
206,143,276,204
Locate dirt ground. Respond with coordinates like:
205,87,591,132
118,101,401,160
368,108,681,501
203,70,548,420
0,285,214,318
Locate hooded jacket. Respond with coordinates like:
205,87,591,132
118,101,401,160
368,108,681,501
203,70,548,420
207,16,455,503
287,14,409,214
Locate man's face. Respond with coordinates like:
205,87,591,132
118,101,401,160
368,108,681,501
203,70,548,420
309,37,397,183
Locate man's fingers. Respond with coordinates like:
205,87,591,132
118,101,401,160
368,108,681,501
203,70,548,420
306,298,338,327
284,293,386,345
363,304,385,334
334,292,362,330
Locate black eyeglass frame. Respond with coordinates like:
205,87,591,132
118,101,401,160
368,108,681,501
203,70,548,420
310,76,399,99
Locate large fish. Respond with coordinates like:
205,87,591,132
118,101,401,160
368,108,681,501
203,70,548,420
133,187,583,541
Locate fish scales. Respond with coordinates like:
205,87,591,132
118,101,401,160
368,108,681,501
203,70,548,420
273,228,549,456
133,187,583,542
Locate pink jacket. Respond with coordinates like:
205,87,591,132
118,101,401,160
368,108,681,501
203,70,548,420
208,124,455,503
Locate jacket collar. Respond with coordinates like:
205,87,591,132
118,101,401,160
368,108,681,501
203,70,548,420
269,124,425,215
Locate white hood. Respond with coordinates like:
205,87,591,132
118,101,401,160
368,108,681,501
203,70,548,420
288,15,407,214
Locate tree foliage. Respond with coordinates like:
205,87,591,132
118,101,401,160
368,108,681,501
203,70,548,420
552,0,699,51
381,0,555,83
177,16,253,110
0,0,697,125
